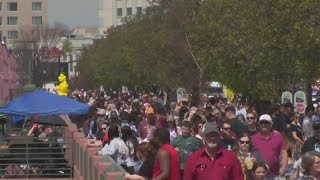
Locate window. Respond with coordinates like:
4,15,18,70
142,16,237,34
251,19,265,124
32,2,42,11
0,17,2,25
32,16,42,25
137,7,142,14
0,3,2,11
127,8,132,16
7,2,17,11
0,31,2,38
7,30,18,39
7,16,17,25
117,8,122,16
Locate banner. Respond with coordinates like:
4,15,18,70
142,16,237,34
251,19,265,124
294,91,306,113
281,91,293,104
223,86,235,102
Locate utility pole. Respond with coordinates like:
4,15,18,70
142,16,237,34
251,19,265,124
58,53,61,74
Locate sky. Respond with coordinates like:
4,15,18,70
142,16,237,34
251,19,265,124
48,0,99,29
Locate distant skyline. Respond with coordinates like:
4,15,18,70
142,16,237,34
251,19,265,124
48,0,99,29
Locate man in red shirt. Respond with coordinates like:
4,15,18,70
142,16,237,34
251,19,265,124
183,122,244,180
251,114,288,178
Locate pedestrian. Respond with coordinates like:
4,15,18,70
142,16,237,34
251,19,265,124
191,119,204,140
123,142,155,180
149,128,180,180
251,114,288,178
236,133,266,180
172,121,203,178
219,122,237,151
303,105,315,141
287,112,304,158
300,151,320,180
252,162,269,180
270,103,287,134
97,124,129,167
183,122,244,180
302,118,320,153
245,111,259,136
167,115,181,143
225,106,246,138
96,122,109,146
121,126,140,174
138,114,159,141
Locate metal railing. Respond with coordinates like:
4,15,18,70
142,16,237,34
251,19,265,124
0,133,72,179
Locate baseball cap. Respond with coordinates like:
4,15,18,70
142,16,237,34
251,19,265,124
202,122,220,135
259,114,272,123
109,111,118,119
313,116,320,127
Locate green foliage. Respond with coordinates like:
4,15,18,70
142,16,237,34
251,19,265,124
62,39,73,55
195,0,320,100
78,0,320,101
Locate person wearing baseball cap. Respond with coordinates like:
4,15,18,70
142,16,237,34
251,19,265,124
251,114,288,178
302,117,320,154
183,122,244,180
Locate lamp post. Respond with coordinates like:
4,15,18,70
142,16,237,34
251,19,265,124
42,70,46,88
58,51,61,73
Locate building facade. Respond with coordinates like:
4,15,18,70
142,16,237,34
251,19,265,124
57,34,96,80
98,0,150,35
0,0,48,41
0,43,16,102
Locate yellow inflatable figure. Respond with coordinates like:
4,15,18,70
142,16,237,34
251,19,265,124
57,73,69,96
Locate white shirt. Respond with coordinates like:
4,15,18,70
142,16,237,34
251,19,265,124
98,137,129,165
302,117,313,140
236,108,247,119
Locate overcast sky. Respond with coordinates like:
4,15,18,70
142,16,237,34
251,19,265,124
48,0,99,29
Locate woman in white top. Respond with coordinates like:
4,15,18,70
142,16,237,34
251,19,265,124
167,115,181,143
98,124,129,166
121,126,140,174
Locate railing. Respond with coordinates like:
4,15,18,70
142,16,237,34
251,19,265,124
62,118,126,180
0,116,128,180
0,134,72,179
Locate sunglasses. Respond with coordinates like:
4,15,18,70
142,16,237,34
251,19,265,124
240,141,250,144
102,128,107,130
246,117,255,120
314,126,320,131
223,127,231,131
259,121,270,125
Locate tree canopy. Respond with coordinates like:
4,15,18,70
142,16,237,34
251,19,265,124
78,0,320,101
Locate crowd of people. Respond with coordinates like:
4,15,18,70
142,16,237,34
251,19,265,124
68,89,320,180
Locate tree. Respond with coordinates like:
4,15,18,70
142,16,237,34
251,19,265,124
196,0,320,101
62,39,73,57
78,0,320,102
12,24,65,87
78,0,212,103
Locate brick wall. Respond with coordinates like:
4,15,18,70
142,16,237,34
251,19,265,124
61,115,126,180
0,44,16,102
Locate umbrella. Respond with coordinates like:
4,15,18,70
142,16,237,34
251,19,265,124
33,116,67,126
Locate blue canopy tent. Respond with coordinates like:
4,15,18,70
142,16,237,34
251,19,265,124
0,90,89,116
